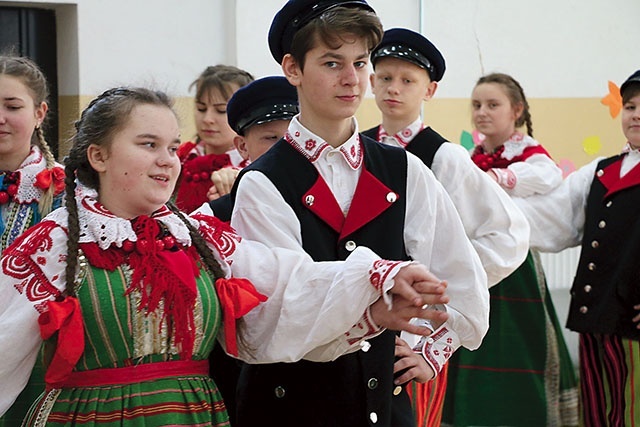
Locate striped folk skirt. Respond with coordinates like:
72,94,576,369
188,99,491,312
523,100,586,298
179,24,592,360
441,251,579,427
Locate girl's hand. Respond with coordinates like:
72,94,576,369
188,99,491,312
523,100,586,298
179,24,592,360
394,336,434,384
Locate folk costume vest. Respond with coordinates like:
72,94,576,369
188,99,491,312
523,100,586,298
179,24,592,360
568,155,640,340
232,134,413,427
362,125,448,169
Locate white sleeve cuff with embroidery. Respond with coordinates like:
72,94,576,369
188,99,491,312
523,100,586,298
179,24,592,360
490,167,517,189
412,324,461,379
368,259,414,308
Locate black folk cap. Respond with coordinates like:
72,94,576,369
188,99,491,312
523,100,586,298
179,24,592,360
227,76,299,136
370,28,446,82
268,0,375,64
620,69,640,97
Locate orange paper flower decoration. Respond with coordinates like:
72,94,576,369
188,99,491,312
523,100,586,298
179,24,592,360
601,81,622,119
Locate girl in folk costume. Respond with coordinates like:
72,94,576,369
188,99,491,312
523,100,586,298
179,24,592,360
0,55,64,427
0,86,450,426
442,73,579,427
175,65,253,213
514,69,640,427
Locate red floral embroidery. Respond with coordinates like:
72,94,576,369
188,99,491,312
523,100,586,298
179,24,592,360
2,221,61,311
192,213,241,262
305,139,317,151
369,259,404,293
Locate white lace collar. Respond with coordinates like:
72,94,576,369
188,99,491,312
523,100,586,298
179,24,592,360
490,132,540,161
47,192,194,250
9,146,63,203
284,116,364,170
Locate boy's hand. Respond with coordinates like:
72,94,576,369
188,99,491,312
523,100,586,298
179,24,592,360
388,263,449,308
394,336,434,384
210,167,240,197
369,294,449,336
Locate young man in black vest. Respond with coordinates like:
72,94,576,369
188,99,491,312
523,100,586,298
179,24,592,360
363,28,531,426
230,2,490,426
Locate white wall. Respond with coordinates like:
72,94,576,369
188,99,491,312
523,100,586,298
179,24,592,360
4,0,638,98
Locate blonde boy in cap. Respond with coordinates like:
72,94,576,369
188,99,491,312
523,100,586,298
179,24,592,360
229,1,490,426
363,28,530,426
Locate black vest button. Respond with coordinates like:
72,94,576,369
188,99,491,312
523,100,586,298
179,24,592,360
370,412,378,423
591,240,599,248
345,240,357,251
579,306,588,314
598,220,606,229
584,285,592,293
606,200,613,207
367,378,378,389
386,192,398,203
393,385,403,396
588,263,596,271
274,386,285,398
304,195,314,206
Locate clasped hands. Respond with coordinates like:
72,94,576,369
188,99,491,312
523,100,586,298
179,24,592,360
370,263,448,337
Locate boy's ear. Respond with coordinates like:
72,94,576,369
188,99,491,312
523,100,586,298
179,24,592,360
87,144,108,173
369,73,376,91
233,135,250,161
424,81,438,101
282,53,302,87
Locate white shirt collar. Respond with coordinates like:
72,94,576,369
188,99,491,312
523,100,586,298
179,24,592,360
284,116,364,170
379,117,424,148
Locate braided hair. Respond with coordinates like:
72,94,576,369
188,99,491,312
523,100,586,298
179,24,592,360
0,55,58,215
63,87,225,295
476,73,534,137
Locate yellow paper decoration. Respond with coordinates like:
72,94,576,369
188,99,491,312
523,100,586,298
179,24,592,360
582,135,602,155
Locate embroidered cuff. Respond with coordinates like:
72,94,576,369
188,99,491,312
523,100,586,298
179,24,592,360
345,306,383,346
412,325,460,379
490,168,517,189
368,259,412,307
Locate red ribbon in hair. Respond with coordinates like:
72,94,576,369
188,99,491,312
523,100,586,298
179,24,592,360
38,297,85,387
34,167,65,194
214,277,267,356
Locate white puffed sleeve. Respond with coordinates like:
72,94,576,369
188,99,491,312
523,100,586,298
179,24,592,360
0,222,68,416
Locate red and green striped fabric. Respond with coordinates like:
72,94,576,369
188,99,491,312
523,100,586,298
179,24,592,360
22,264,229,426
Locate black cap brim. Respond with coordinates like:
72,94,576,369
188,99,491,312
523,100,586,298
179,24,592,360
371,44,435,77
235,104,299,135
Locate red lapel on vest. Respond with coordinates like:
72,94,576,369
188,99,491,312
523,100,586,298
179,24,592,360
599,157,640,199
340,169,398,240
302,178,345,233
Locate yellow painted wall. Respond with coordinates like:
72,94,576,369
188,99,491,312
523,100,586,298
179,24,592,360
58,95,623,173
357,97,624,171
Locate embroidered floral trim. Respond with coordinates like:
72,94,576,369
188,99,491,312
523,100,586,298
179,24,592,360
285,117,364,169
2,220,62,312
369,259,404,294
415,326,459,379
379,117,424,148
46,194,193,250
345,306,381,345
192,213,241,262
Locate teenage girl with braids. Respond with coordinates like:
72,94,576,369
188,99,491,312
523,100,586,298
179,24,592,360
174,65,254,213
0,86,452,426
442,73,579,426
0,54,64,427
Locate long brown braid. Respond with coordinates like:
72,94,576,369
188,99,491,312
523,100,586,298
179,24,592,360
0,55,58,215
63,87,225,295
476,73,534,137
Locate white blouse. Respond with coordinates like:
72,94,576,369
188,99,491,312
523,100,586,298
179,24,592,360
0,194,413,415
